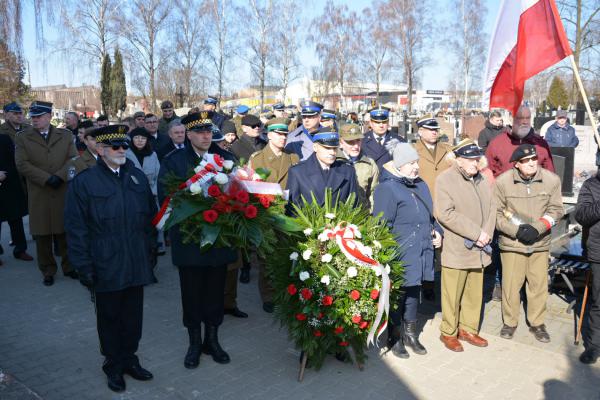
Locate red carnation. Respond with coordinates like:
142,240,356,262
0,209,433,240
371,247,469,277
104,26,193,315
202,210,218,223
287,284,297,295
339,341,349,347
359,320,369,330
300,288,313,300
236,190,250,204
295,313,307,321
351,315,361,324
334,326,344,334
213,154,224,167
259,196,271,209
370,289,380,300
204,164,215,172
322,295,333,306
207,184,221,197
244,205,258,219
349,290,360,301
313,330,323,337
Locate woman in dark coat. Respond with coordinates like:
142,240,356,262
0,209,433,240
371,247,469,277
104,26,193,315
373,143,442,358
0,134,31,264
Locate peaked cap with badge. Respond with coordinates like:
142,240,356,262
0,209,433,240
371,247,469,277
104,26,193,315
181,111,215,131
300,100,323,117
93,124,130,145
339,123,364,141
370,108,389,122
452,138,484,159
417,114,440,130
266,117,291,134
29,100,53,117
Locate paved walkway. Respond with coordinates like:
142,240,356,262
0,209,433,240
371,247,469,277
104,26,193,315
1,224,599,400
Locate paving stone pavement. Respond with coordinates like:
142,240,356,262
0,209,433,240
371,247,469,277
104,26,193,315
1,222,600,400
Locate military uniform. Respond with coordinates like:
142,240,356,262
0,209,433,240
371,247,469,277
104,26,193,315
362,108,406,171
284,101,324,161
15,102,78,282
71,149,98,175
65,125,157,392
0,120,29,143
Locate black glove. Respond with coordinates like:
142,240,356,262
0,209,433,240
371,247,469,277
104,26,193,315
516,224,539,245
45,175,64,189
79,271,96,288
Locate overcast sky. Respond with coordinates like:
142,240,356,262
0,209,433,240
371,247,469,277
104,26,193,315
21,0,500,93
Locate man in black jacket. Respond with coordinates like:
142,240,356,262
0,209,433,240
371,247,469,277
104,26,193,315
575,173,600,365
362,108,405,171
65,125,157,393
158,111,237,369
477,110,504,149
230,114,267,162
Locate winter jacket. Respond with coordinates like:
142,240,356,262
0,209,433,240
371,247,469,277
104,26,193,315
0,134,27,221
575,174,600,263
545,122,579,148
64,158,157,292
477,120,504,149
373,163,442,286
126,149,160,196
485,128,555,177
494,167,564,253
434,163,496,269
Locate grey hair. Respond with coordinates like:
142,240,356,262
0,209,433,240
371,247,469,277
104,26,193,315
168,119,184,132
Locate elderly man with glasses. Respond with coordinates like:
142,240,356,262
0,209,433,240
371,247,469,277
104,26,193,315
494,144,564,343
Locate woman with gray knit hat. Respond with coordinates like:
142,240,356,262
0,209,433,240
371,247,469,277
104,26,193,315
373,143,443,358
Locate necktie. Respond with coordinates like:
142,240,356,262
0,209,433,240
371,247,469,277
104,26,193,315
114,170,119,178
40,131,48,140
376,136,384,146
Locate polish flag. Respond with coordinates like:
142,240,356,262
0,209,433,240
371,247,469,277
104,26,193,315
483,0,572,115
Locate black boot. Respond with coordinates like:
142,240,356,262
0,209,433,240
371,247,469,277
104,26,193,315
388,323,409,359
203,324,230,364
403,321,427,355
184,328,202,369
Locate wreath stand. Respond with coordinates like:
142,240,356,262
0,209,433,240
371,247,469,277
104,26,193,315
297,349,364,382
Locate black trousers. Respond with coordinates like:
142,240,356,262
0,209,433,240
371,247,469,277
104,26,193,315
391,285,421,325
588,264,600,352
178,265,227,328
0,218,27,255
95,286,144,374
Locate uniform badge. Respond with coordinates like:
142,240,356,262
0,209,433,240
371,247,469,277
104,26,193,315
131,175,139,185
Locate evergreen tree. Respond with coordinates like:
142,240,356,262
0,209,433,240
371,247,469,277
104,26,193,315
0,40,29,104
546,76,569,110
110,47,127,118
100,54,112,116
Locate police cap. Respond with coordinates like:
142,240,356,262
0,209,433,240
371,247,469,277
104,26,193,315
321,109,336,120
510,144,537,163
370,108,389,122
29,101,53,117
313,127,339,147
3,101,22,113
181,111,214,131
417,115,440,130
272,102,285,111
452,138,484,159
204,96,218,105
92,124,130,145
236,105,249,115
300,100,323,117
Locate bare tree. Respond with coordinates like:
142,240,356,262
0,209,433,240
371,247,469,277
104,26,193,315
448,0,487,114
274,4,301,102
120,0,171,112
244,0,275,111
1,0,54,52
204,0,236,103
557,0,600,103
310,64,336,103
56,0,120,72
173,0,209,104
381,0,432,112
311,1,360,110
360,3,393,102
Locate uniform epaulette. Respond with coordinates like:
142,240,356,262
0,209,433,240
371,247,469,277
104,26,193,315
249,150,261,159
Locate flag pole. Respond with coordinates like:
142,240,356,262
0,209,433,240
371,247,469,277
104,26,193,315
569,54,600,150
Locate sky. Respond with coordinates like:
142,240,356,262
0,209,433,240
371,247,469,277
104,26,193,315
21,0,500,93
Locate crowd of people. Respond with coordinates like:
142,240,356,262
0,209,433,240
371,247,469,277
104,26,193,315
0,96,599,394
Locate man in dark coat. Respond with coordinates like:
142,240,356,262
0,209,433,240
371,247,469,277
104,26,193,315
203,97,226,129
65,125,157,393
362,108,406,171
15,101,79,286
0,134,33,264
477,110,504,149
230,114,267,162
158,100,178,135
157,119,187,161
284,100,324,161
286,129,359,211
144,113,170,152
0,101,29,142
158,111,237,369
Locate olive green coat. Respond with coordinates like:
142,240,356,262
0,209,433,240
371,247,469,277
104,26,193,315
0,121,29,143
71,149,98,176
249,144,299,188
15,126,77,235
337,151,379,210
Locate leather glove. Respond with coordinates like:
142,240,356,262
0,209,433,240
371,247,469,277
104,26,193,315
45,175,64,189
516,224,539,245
79,271,96,288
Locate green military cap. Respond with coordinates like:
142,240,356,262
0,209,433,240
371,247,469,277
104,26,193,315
339,123,363,141
266,117,291,134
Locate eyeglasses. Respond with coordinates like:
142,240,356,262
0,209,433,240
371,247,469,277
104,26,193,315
106,144,129,150
518,156,538,164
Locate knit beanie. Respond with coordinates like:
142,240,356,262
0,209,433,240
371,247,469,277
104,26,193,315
392,143,419,169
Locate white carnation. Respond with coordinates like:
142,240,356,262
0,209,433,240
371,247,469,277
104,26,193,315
299,271,310,281
302,249,312,260
347,266,358,278
385,264,391,274
303,228,313,236
214,173,229,185
363,246,373,257
189,182,202,194
320,275,330,285
373,240,382,249
289,252,299,261
325,213,335,219
223,160,234,170
318,232,330,242
321,253,333,263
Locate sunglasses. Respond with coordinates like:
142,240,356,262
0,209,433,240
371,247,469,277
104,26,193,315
106,144,129,150
250,124,262,129
518,156,538,164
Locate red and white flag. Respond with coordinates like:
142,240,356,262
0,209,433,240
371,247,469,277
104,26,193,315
483,0,572,115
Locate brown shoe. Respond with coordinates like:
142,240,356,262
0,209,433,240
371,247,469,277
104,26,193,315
14,252,34,261
458,329,488,347
440,334,464,352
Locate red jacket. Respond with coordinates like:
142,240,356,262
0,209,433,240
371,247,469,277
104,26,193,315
485,129,555,177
